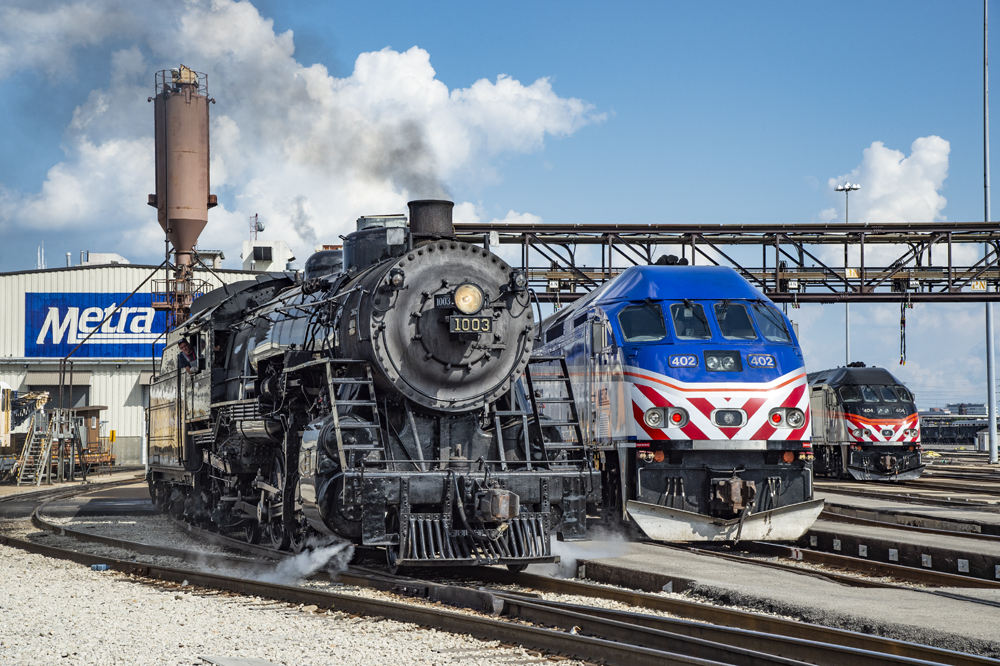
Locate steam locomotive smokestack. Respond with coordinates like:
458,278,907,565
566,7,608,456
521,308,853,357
407,200,454,245
148,64,216,326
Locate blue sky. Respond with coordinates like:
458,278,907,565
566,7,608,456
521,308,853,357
0,0,996,406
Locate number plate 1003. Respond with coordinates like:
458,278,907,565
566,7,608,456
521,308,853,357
450,316,491,333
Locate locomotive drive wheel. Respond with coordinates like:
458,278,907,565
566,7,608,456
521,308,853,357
264,456,290,550
385,507,403,575
288,523,307,554
243,520,261,545
506,563,528,573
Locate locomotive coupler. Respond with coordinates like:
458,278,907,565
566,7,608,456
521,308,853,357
711,476,757,514
476,487,520,522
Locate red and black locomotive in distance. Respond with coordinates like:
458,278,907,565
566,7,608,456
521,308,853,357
807,362,923,481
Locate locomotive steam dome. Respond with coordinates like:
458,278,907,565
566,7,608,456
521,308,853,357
339,200,534,412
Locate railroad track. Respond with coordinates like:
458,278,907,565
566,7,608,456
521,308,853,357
815,482,1000,509
7,484,996,666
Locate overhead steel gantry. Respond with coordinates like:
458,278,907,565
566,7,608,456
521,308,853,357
455,220,1000,304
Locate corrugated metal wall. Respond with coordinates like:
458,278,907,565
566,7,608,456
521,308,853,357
0,264,263,464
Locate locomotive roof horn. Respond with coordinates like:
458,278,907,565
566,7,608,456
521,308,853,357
408,200,455,245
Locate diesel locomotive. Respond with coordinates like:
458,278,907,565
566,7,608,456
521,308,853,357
146,200,592,571
532,263,823,542
808,363,923,481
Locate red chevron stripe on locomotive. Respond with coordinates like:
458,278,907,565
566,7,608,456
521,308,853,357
627,365,810,442
841,413,919,443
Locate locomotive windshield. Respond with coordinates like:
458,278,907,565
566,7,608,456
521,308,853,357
750,303,791,343
838,384,915,405
879,386,899,402
839,386,861,403
669,302,712,340
714,302,757,340
618,303,667,342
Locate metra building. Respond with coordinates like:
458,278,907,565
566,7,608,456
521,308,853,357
0,258,261,464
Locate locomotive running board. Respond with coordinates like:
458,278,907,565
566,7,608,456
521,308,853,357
626,498,825,543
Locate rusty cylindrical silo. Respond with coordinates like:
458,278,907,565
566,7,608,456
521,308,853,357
148,65,216,326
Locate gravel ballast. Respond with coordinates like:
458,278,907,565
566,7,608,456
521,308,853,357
0,542,576,665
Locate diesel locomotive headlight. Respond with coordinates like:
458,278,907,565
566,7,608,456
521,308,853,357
644,408,664,428
785,409,805,428
454,283,484,314
704,351,742,372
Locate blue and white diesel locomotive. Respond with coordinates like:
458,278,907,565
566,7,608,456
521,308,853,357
533,263,823,541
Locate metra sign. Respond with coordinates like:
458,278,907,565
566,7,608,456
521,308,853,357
25,293,166,358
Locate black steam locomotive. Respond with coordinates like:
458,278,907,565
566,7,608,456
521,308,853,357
146,200,593,571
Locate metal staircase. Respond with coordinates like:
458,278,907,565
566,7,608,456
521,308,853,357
16,412,54,486
523,355,587,461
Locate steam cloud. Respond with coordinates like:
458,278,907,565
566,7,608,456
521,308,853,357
0,0,603,268
256,539,354,586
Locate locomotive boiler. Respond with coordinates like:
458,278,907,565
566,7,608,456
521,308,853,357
147,200,592,571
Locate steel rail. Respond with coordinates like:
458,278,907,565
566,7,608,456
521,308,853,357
28,490,1000,666
0,531,788,666
814,484,1000,510
736,541,1000,591
497,595,967,666
819,511,1000,543
11,519,991,666
475,568,999,666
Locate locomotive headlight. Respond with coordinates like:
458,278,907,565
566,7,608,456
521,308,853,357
454,283,484,314
785,408,805,428
704,351,742,372
644,408,664,428
511,269,528,292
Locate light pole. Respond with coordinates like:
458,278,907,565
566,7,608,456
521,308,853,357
836,182,860,365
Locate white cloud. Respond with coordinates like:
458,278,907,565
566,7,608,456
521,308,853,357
797,136,996,407
0,0,603,266
827,136,950,224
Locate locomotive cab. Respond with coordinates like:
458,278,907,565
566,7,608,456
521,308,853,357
808,363,923,481
534,264,823,542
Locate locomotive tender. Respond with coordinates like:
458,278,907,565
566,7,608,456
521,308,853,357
808,363,923,481
533,263,823,542
147,200,592,571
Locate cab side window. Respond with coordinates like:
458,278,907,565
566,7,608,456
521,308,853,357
750,303,791,343
618,303,667,342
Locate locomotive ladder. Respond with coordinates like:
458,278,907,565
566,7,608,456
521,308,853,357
16,413,54,486
523,355,587,463
323,360,387,470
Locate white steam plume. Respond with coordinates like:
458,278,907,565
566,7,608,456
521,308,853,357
0,0,603,268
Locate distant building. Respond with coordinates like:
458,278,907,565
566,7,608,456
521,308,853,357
198,250,226,269
241,240,296,272
0,259,258,464
945,403,987,416
81,252,130,266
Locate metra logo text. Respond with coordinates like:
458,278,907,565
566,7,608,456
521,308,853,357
35,304,158,345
